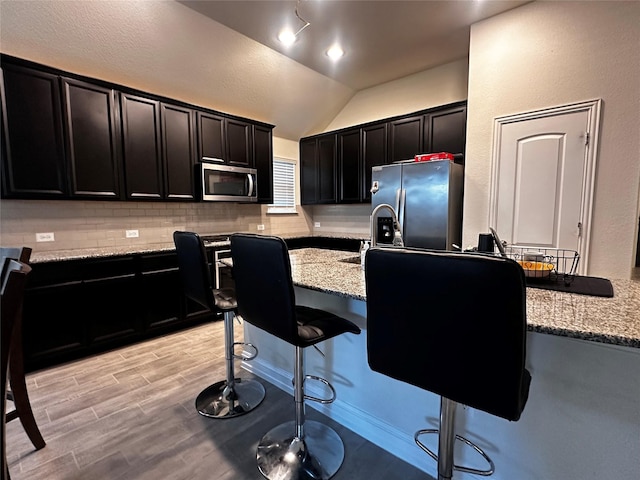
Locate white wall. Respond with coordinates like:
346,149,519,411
325,58,469,132
465,1,640,279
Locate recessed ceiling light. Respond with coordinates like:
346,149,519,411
278,29,297,46
326,44,344,60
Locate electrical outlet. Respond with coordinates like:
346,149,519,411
257,224,265,231
36,232,55,242
125,229,139,238
314,222,321,228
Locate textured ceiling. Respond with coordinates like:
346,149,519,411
179,0,531,90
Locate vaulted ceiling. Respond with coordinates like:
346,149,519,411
179,1,530,90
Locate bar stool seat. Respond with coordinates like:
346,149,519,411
365,247,531,480
230,233,361,480
173,231,265,419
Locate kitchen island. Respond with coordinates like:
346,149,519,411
241,247,640,480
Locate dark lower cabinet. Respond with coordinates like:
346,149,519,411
23,281,86,366
21,250,220,372
139,252,183,331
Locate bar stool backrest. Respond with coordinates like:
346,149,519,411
365,247,531,421
230,234,298,345
173,231,216,311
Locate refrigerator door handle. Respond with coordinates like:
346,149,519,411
398,188,406,231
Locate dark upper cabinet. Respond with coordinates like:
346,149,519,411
362,123,387,202
389,115,423,163
300,138,318,205
254,124,274,204
299,101,466,205
1,64,67,198
161,103,196,201
0,55,274,203
300,135,338,205
120,93,163,200
318,135,337,203
226,118,253,167
61,77,122,199
197,111,225,163
425,105,467,159
197,112,255,168
338,128,361,203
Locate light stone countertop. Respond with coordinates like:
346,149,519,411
287,248,640,349
30,243,639,349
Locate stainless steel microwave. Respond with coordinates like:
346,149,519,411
200,162,257,202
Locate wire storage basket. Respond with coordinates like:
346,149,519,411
503,246,580,286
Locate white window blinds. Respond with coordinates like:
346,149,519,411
268,157,297,213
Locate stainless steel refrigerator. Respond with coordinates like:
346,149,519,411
370,160,463,250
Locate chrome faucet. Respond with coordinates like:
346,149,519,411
370,203,404,248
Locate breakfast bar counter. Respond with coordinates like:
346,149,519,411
285,248,640,348
242,247,640,480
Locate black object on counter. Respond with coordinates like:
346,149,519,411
526,274,614,297
477,233,495,253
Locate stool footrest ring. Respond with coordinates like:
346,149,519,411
415,429,495,476
233,341,258,361
290,374,337,404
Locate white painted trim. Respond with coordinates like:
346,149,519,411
489,99,602,275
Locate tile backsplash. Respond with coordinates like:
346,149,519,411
0,200,372,252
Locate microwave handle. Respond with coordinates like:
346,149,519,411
247,173,255,197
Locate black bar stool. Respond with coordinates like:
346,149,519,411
230,233,361,480
2,256,44,480
365,247,531,480
173,231,265,419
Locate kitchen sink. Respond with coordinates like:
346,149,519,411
339,256,361,264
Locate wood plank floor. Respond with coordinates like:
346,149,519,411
6,320,432,479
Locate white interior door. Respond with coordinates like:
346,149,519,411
490,100,601,274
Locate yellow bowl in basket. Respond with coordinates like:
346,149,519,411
516,260,554,278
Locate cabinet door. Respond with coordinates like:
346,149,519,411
317,135,337,203
121,93,163,200
62,78,122,199
1,64,67,198
197,111,225,163
425,105,467,161
254,124,273,203
226,118,253,167
389,115,423,163
338,129,361,203
161,103,196,201
362,123,387,202
139,253,183,331
300,137,318,205
82,257,140,344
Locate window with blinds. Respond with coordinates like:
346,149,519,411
268,157,297,213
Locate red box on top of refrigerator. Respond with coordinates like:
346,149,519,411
414,152,454,162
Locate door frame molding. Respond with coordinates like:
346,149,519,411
489,99,602,274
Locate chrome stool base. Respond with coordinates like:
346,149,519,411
196,377,265,419
256,420,345,480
